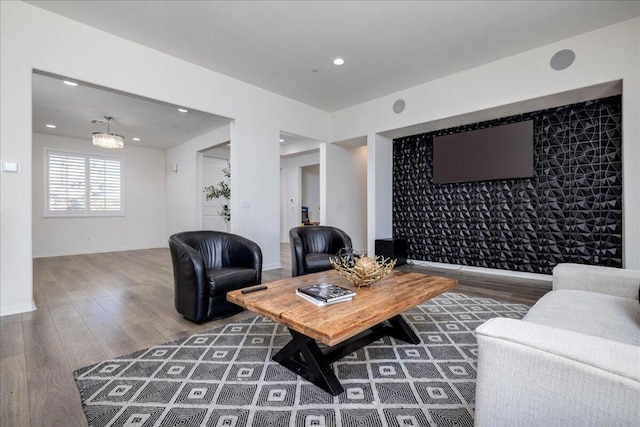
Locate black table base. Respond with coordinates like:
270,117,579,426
272,314,420,395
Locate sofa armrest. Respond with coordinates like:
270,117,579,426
475,317,640,427
553,263,640,300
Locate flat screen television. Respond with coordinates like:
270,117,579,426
433,120,534,184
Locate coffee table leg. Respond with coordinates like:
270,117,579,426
272,329,344,396
387,314,420,344
272,316,418,396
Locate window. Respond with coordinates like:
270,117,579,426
46,150,124,216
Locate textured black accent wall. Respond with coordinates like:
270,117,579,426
393,96,622,274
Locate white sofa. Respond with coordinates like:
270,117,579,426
475,263,640,426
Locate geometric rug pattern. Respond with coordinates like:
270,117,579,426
393,95,623,274
74,292,529,427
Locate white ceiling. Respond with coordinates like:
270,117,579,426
32,72,316,152
32,71,320,152
27,0,640,112
28,1,639,150
32,72,231,150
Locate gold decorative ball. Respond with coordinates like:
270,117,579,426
356,257,378,274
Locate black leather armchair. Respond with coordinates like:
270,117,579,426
169,231,262,323
289,226,353,277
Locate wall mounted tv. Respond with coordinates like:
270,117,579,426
433,120,534,184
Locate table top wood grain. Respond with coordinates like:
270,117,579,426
227,269,457,346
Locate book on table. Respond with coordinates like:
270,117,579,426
295,291,354,306
296,282,355,305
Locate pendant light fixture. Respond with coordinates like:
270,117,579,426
91,116,124,149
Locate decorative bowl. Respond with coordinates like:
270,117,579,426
330,250,396,288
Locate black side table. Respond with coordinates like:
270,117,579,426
375,238,408,266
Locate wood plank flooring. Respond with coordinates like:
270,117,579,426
0,245,550,427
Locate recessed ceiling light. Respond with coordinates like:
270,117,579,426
279,139,284,142
46,124,57,128
63,80,79,86
178,108,188,113
332,58,345,66
132,137,141,141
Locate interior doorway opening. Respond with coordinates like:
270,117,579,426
301,164,320,225
279,131,322,244
200,142,231,232
31,70,231,257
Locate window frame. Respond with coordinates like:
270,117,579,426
44,149,125,217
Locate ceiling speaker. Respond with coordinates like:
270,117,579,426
550,49,575,71
393,99,406,114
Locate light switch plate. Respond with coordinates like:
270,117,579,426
2,160,20,173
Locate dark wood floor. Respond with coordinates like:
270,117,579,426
0,244,550,426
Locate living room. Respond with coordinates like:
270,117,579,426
1,1,639,426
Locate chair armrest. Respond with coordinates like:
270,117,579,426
169,237,210,322
289,229,306,277
329,228,353,253
552,263,640,300
475,317,640,427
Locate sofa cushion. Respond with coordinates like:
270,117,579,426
524,289,640,346
207,268,257,296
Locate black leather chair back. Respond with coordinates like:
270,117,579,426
174,231,261,272
289,226,352,277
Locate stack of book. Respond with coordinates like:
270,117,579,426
296,282,355,306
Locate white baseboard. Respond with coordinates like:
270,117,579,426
263,262,282,271
0,300,37,317
409,260,551,283
33,243,166,258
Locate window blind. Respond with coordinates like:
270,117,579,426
89,158,122,212
46,150,123,216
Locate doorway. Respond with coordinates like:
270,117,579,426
31,70,230,257
279,131,322,243
301,164,320,224
200,143,230,231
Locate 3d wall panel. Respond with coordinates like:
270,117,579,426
393,96,622,274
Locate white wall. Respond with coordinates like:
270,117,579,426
352,146,368,253
330,18,640,269
366,134,393,256
280,151,320,169
0,1,328,315
323,144,368,252
32,133,166,257
280,167,301,243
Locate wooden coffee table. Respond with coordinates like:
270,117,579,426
227,269,457,395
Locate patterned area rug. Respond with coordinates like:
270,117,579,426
74,292,529,427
